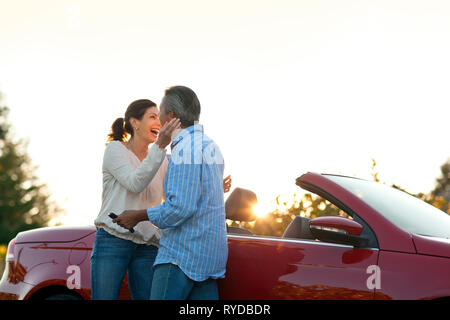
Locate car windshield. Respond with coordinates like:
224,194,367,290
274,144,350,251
325,175,450,239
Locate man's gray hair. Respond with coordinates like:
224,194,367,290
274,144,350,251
162,86,201,127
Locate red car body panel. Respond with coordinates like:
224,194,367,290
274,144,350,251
14,226,95,243
376,251,450,299
5,229,132,300
218,235,379,299
1,172,449,300
412,234,450,258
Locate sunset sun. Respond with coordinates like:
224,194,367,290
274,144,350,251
253,203,268,219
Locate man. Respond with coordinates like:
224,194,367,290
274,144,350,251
112,85,228,300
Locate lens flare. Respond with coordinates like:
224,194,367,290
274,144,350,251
252,203,268,218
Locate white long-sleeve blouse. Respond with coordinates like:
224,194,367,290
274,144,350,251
94,141,168,246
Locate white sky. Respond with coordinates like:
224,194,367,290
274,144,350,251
0,0,449,225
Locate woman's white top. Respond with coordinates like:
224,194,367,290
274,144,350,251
94,141,168,247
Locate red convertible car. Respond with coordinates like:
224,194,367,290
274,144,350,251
1,172,450,300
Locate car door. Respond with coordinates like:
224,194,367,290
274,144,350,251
219,173,383,300
219,233,378,299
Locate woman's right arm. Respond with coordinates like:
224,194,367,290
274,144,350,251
103,142,166,194
103,118,180,194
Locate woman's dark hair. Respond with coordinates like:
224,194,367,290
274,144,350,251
107,99,157,142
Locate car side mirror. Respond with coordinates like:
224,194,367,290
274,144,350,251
309,216,367,247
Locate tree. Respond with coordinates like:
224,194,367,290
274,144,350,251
370,158,380,183
389,159,450,214
427,159,450,213
432,159,450,201
0,100,63,244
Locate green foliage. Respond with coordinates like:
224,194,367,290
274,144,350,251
430,159,450,213
0,105,63,244
390,160,449,214
432,159,450,198
0,245,5,278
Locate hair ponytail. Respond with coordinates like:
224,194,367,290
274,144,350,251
106,99,157,143
107,117,128,142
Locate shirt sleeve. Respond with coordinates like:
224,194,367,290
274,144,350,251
103,142,166,194
147,161,202,229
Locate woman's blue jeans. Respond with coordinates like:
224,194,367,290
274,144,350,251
90,228,158,300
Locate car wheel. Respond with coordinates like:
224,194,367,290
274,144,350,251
44,293,83,300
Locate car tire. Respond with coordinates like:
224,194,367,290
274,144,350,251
44,293,83,300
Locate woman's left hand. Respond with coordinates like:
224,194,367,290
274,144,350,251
223,175,232,193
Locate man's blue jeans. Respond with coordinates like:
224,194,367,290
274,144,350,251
150,263,219,300
90,228,158,300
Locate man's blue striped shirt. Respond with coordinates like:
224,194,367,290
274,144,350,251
147,124,228,282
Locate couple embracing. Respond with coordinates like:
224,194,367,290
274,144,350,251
90,86,231,300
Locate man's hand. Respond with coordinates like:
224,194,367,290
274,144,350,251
112,209,148,230
223,175,232,193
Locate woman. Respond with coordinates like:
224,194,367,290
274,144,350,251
91,99,231,300
90,99,180,300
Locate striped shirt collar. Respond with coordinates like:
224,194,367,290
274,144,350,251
170,123,203,150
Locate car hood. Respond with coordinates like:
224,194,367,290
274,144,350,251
15,225,97,243
412,234,450,259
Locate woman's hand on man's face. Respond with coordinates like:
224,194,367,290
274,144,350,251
156,118,181,149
